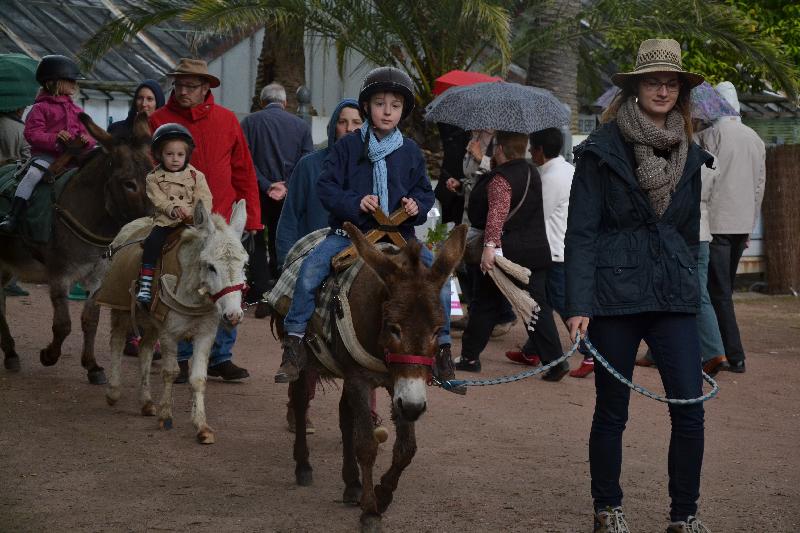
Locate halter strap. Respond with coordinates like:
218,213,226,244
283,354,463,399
209,283,248,303
384,353,435,367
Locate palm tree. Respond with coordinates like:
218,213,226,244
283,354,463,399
81,0,799,138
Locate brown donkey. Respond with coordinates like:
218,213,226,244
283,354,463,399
0,113,152,384
284,221,466,533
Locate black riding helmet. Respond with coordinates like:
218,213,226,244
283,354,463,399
35,55,85,86
151,123,195,169
358,66,415,121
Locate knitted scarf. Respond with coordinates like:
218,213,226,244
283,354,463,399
360,121,404,213
616,97,688,217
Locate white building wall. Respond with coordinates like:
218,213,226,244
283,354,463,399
206,29,377,144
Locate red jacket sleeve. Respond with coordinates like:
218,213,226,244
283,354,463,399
24,105,59,153
229,120,262,230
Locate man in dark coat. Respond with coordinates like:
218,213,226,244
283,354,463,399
241,83,314,302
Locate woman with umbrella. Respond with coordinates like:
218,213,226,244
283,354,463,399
564,39,712,532
108,80,165,140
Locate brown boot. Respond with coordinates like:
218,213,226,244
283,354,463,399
275,335,307,383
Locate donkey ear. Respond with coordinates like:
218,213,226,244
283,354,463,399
194,199,215,235
79,112,113,150
229,199,247,237
428,224,467,289
342,222,398,282
131,111,152,147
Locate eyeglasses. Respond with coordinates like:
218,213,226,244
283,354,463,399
641,79,681,93
173,82,204,92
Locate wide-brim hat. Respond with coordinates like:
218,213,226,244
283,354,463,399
611,39,704,89
167,58,220,88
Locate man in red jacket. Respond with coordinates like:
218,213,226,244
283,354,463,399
150,58,262,383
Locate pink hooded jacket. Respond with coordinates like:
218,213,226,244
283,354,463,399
24,93,96,158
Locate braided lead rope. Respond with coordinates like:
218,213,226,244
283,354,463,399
440,333,719,405
582,336,719,405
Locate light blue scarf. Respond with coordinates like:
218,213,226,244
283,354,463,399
360,121,404,213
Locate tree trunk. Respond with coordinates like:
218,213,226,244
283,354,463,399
525,0,580,133
251,22,306,113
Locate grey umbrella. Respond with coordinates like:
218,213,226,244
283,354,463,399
424,81,569,133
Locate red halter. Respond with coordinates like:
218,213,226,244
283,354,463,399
384,353,435,368
209,283,248,303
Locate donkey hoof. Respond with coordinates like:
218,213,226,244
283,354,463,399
197,427,216,444
295,465,313,487
87,367,107,385
39,348,59,367
4,356,20,372
159,418,173,430
373,426,389,444
140,402,157,416
360,513,382,533
342,484,362,506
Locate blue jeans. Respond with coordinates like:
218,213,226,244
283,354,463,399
696,241,725,360
284,234,451,345
177,325,236,366
588,313,704,522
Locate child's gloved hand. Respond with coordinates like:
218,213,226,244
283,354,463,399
360,195,379,213
401,197,418,217
57,130,73,143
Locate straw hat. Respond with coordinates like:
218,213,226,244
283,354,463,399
611,39,704,89
167,58,220,88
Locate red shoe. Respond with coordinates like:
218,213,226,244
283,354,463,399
569,359,594,378
505,350,540,366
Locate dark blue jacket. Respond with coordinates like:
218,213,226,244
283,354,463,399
107,80,165,140
564,121,713,318
275,99,359,264
317,131,433,239
240,103,313,192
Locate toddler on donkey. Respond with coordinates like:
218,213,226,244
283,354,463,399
274,66,455,384
136,123,212,304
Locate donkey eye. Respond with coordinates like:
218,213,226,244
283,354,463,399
207,264,217,274
123,180,138,192
388,324,402,339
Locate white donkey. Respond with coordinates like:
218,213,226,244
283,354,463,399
104,200,248,444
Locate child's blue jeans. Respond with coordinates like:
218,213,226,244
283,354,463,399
284,233,452,346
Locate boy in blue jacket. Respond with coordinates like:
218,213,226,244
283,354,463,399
275,66,453,383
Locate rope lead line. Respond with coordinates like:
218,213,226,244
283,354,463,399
439,333,720,405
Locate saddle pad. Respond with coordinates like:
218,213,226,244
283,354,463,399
0,162,76,243
266,229,397,344
96,222,185,322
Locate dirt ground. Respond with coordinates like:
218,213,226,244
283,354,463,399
0,285,798,532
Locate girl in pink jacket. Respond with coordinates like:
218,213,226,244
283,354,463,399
0,55,96,233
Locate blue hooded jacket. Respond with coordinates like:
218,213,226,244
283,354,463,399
275,99,359,265
107,80,165,140
317,125,433,239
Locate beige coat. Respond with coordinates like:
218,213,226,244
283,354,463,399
146,164,213,227
699,152,720,242
695,118,766,234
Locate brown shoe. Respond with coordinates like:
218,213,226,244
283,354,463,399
702,355,726,377
275,335,307,383
207,360,250,381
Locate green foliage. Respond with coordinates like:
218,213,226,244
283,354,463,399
579,0,800,98
424,222,450,248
